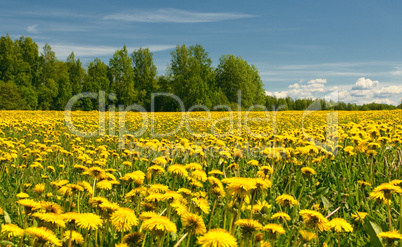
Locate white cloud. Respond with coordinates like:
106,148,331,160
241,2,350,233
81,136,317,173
27,24,39,34
307,78,326,84
38,43,176,59
265,77,402,106
103,8,256,23
351,77,379,90
265,91,288,98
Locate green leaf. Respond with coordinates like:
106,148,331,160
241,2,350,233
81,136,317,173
0,240,15,246
363,220,383,247
321,195,333,210
3,210,11,224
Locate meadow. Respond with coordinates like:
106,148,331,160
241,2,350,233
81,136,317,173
0,110,401,247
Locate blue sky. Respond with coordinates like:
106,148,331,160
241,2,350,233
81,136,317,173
1,0,401,105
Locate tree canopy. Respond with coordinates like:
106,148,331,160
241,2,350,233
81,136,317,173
0,34,398,112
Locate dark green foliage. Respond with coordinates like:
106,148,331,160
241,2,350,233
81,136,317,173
0,34,398,111
0,81,24,109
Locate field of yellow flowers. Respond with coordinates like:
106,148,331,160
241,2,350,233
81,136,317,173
0,110,401,247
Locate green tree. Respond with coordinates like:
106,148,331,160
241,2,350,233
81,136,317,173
37,43,58,110
169,44,215,108
66,52,86,95
54,61,72,110
109,45,136,106
82,58,111,110
215,55,265,109
132,48,158,110
0,34,16,83
0,81,24,110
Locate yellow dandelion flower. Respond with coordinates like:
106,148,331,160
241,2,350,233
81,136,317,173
32,212,66,228
33,183,45,195
263,223,286,235
257,166,274,179
390,180,402,187
152,156,168,165
122,161,132,167
17,199,41,213
62,212,80,225
76,213,103,230
171,201,188,216
197,228,238,247
50,179,69,188
378,230,402,242
248,200,272,214
25,227,62,246
17,192,29,199
64,230,84,244
222,177,257,198
357,180,371,187
192,170,207,182
327,218,353,233
110,207,139,232
86,166,107,180
1,223,24,238
275,194,298,207
88,197,109,208
123,232,144,246
96,180,113,190
299,210,329,231
139,211,159,221
149,184,169,193
352,212,368,222
247,160,259,166
299,230,317,241
369,183,402,202
260,240,272,247
235,219,262,236
191,197,210,214
182,213,207,235
185,162,203,171
77,181,93,195
271,212,291,221
73,164,88,172
147,165,165,175
167,164,188,177
142,215,177,236
301,167,316,176
208,169,224,177
120,171,145,186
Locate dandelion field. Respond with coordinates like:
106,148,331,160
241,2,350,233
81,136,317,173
0,110,402,247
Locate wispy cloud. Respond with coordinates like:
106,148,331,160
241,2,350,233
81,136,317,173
27,24,39,34
38,43,176,59
103,8,256,23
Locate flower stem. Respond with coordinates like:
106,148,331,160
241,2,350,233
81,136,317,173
66,228,73,247
186,233,192,247
387,202,393,231
208,199,217,230
173,232,188,247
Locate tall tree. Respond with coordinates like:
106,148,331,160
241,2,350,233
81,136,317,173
169,44,215,108
66,52,86,95
215,55,265,109
13,36,39,109
109,45,136,106
37,43,58,110
132,48,158,109
0,34,16,83
82,58,110,110
54,61,72,110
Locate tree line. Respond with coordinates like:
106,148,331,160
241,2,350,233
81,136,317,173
0,34,400,111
